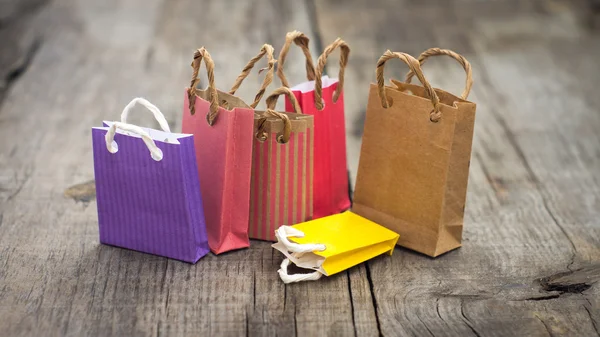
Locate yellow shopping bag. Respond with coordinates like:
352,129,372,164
272,212,400,283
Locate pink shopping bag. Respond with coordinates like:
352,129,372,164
182,45,275,254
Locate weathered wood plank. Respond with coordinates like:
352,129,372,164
314,0,600,336
0,0,48,102
0,0,363,336
1,0,599,336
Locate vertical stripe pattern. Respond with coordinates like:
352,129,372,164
248,117,314,241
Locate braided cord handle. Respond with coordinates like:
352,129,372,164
376,50,442,122
255,87,302,144
405,47,473,100
229,44,277,108
265,87,301,114
314,38,350,110
277,31,316,88
187,47,220,125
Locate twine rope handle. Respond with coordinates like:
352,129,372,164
274,226,325,284
187,47,220,125
105,122,163,161
256,87,301,144
376,50,442,122
314,38,350,110
120,97,171,132
277,31,316,88
404,48,473,100
229,44,277,108
265,87,302,114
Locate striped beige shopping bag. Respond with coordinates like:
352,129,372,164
249,87,314,241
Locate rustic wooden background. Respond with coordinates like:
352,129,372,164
1,0,599,336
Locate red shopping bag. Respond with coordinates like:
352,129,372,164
278,32,351,219
182,45,275,254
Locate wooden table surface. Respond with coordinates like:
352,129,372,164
1,0,599,336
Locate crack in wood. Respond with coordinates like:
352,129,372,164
346,271,357,337
245,310,249,337
435,298,445,323
160,259,169,306
584,299,600,337
252,271,256,310
6,167,33,202
293,305,298,337
416,312,435,337
519,293,561,301
364,263,382,337
5,37,41,83
539,264,600,294
460,300,482,337
535,315,555,337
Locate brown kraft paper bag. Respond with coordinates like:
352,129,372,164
353,49,476,257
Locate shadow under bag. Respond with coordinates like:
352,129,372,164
353,49,476,257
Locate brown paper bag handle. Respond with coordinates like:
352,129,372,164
314,38,350,110
187,47,220,126
404,48,473,100
229,44,277,109
257,110,292,144
277,31,316,88
255,87,301,144
376,50,442,122
265,87,302,115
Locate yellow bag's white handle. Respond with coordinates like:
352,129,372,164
105,122,163,161
120,97,171,133
274,226,326,284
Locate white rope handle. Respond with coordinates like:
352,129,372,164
274,226,326,284
274,226,326,253
278,258,322,284
120,98,171,133
105,122,163,161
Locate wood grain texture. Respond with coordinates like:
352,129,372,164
313,0,600,336
0,0,598,336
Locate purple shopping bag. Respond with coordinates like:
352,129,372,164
92,98,209,263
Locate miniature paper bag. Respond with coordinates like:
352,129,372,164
249,87,314,241
353,50,476,257
278,32,351,219
272,212,400,283
93,98,209,263
183,46,275,254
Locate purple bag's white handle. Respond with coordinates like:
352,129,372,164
120,98,171,133
105,122,163,161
